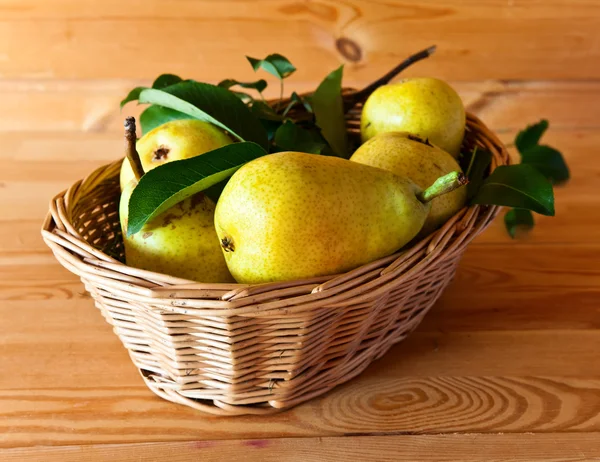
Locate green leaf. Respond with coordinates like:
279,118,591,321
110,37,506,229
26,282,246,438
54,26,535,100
504,208,535,238
120,87,145,109
251,101,283,121
152,74,183,89
311,66,349,158
120,74,184,109
515,119,548,153
218,78,268,93
127,142,267,235
462,147,492,202
282,91,313,117
229,91,255,103
521,144,570,184
138,81,268,150
472,164,555,216
293,91,313,113
139,105,192,135
246,54,296,80
274,121,326,154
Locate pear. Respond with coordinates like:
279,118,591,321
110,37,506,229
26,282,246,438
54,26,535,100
119,119,232,191
351,132,467,235
214,152,465,284
120,180,234,283
360,77,465,157
120,157,136,191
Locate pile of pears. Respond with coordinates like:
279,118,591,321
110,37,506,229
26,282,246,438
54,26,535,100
120,77,468,285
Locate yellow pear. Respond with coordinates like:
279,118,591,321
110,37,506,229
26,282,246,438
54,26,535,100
120,157,136,191
351,132,467,235
120,180,234,283
360,77,465,157
214,152,465,284
119,119,232,191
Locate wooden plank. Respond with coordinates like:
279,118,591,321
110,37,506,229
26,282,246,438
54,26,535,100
3,433,600,461
0,1,598,80
423,244,600,331
0,127,593,238
1,373,600,446
4,243,600,329
3,287,600,446
1,80,599,134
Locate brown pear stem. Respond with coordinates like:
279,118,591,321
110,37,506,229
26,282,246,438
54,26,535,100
417,171,468,204
124,117,144,181
343,45,437,112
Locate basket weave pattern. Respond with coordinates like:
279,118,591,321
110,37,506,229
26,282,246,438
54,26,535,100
42,111,509,416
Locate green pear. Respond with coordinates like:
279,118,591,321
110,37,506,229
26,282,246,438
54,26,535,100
120,180,234,283
119,119,232,191
351,132,467,235
360,77,465,157
214,152,465,284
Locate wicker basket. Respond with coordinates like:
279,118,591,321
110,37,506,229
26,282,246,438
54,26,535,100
42,101,509,416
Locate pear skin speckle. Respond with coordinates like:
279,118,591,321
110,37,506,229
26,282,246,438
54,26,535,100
351,131,467,235
120,183,234,283
360,77,465,157
214,152,430,284
119,119,232,191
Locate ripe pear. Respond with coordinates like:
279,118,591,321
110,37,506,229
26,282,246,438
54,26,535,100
351,132,467,235
361,77,465,157
119,119,232,191
120,180,234,283
120,157,136,191
214,152,465,284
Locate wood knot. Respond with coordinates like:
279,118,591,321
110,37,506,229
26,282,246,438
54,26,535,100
335,37,362,62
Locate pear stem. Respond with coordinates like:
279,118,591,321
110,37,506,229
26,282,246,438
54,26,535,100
343,45,437,112
417,171,468,204
124,117,144,181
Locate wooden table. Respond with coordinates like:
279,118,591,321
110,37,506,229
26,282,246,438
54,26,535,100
2,1,600,460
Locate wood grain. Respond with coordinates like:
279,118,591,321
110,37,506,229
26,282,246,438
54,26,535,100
3,276,600,447
0,0,598,80
3,433,600,462
0,128,593,245
2,0,599,456
1,80,599,134
2,375,600,447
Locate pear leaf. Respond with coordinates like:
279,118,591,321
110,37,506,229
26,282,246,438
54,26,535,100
520,144,570,184
120,87,146,109
120,74,184,109
282,91,313,117
274,121,326,154
462,147,492,202
515,119,548,153
152,74,183,89
246,54,296,80
472,164,555,216
229,91,255,103
127,142,267,235
139,105,192,135
292,91,313,113
218,78,268,93
311,65,349,158
504,208,535,238
251,101,283,121
139,81,268,150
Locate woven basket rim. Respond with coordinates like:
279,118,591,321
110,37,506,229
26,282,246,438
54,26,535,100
41,112,509,314
40,109,510,415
